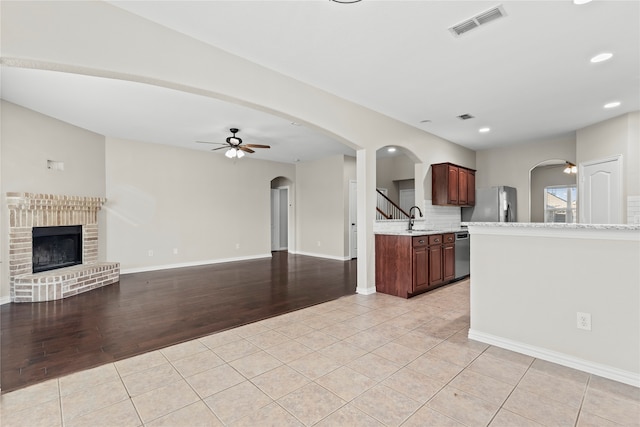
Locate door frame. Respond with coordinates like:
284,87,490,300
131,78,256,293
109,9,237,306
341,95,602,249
349,180,357,259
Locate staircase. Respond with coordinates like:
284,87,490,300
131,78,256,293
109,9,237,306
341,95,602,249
376,189,411,220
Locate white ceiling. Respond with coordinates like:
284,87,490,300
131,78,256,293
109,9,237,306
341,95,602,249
2,1,639,163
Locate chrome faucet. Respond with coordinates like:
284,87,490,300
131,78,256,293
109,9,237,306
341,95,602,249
408,206,423,231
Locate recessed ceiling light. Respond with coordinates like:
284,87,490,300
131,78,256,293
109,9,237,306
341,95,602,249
291,122,301,126
604,101,621,109
479,127,491,133
420,119,432,124
573,0,592,4
387,147,397,153
590,53,613,63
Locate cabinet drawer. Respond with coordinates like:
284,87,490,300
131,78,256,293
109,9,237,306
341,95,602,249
428,234,443,245
412,236,428,247
443,233,455,244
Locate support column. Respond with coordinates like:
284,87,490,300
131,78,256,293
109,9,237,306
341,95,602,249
356,148,377,295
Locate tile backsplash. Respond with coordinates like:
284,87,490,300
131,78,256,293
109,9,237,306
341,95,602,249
374,199,462,232
628,196,640,224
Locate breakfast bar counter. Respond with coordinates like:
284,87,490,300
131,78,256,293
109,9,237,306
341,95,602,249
465,222,640,387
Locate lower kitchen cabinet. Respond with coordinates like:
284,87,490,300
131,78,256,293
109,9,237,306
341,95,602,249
412,237,429,293
443,235,456,282
375,233,456,298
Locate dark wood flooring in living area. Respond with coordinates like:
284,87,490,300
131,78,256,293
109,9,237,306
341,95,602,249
0,252,357,394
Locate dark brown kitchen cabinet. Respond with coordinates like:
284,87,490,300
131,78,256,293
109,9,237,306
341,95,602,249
428,243,443,285
458,168,468,205
432,162,476,207
428,233,455,285
443,233,456,282
412,237,429,293
467,170,476,206
375,233,456,298
447,165,458,205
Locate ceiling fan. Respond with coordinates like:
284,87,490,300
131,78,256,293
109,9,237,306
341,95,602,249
197,128,270,158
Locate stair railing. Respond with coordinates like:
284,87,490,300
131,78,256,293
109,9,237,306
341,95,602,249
376,190,411,220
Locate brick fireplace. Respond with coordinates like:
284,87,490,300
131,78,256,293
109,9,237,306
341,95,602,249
7,192,120,302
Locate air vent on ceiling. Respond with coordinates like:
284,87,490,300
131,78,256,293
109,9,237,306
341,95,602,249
449,5,506,37
457,114,475,120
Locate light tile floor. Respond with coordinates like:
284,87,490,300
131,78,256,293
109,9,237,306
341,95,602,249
2,280,639,426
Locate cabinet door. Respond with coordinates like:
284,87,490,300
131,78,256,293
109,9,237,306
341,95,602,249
428,245,443,286
412,245,429,292
458,168,468,205
447,165,459,205
443,243,455,282
467,170,476,206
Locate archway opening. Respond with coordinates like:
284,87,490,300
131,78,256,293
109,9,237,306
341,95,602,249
376,145,419,219
270,176,293,252
529,159,577,223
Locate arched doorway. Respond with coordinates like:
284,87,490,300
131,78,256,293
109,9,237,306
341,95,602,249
376,146,419,219
271,176,293,251
529,159,577,223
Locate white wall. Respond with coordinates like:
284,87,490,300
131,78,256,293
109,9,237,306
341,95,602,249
295,155,352,260
0,101,106,299
577,112,640,223
475,112,640,224
476,135,577,222
342,156,357,256
469,226,640,386
105,137,295,272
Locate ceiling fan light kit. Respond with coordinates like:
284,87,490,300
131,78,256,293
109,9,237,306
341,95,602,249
197,128,270,159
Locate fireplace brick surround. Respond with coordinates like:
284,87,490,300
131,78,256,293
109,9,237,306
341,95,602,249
7,192,120,303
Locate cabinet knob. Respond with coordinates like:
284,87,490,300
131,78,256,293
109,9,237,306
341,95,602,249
434,238,440,243
419,240,425,244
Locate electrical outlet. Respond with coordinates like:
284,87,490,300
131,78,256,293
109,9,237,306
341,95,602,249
173,248,178,255
235,243,240,249
317,241,321,247
577,312,591,331
148,250,153,257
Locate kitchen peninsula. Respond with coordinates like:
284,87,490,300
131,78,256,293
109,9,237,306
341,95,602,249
465,222,640,387
375,229,459,298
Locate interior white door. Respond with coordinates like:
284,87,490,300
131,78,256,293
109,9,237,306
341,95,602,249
579,155,622,224
349,180,357,259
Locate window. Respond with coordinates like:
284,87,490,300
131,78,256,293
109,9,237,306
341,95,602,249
544,185,576,223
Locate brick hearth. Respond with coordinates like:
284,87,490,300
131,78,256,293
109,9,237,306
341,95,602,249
7,192,120,303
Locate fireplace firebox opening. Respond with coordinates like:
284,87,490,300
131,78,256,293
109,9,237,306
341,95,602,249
32,225,82,273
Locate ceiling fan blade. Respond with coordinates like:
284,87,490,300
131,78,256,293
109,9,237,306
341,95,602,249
211,146,229,151
239,146,255,154
244,144,271,149
196,140,226,145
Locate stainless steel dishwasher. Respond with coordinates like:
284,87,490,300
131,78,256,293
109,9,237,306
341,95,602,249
454,231,470,279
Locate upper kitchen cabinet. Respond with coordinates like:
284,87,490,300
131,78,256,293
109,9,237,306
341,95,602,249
432,162,476,207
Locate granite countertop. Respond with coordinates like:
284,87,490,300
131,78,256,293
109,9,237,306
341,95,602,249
374,229,465,236
462,222,640,231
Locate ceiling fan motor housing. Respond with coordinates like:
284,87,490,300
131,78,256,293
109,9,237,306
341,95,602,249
226,128,241,145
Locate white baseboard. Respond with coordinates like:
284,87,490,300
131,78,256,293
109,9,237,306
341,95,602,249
293,251,350,261
121,253,273,275
356,286,376,295
0,296,12,305
468,329,640,388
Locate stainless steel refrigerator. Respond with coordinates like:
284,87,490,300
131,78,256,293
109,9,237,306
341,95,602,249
462,186,517,222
